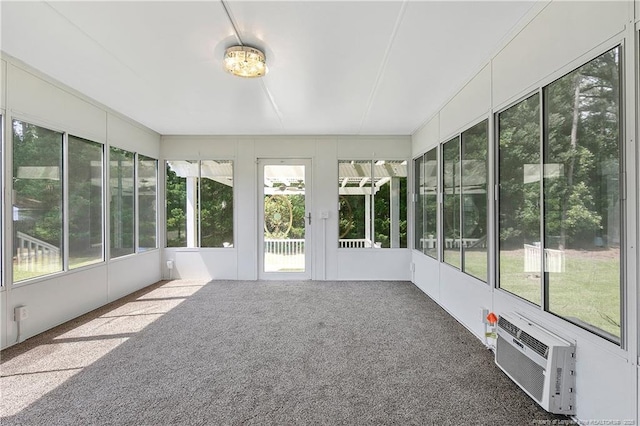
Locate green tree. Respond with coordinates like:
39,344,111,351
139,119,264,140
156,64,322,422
165,166,187,246
545,48,619,247
68,137,103,263
12,121,63,248
109,148,135,257
201,177,233,247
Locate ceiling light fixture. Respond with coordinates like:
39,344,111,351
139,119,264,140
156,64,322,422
224,45,267,78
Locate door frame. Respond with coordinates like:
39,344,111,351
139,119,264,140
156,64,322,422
258,158,312,280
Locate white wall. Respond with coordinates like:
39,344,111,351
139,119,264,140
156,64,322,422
0,291,6,349
337,249,411,281
635,11,639,425
439,64,491,140
412,1,638,423
8,62,107,143
1,59,7,110
107,114,159,158
161,135,412,282
108,251,162,300
491,1,628,110
412,116,438,162
1,58,6,350
0,56,162,349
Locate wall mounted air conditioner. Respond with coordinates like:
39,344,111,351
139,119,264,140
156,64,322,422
495,312,576,415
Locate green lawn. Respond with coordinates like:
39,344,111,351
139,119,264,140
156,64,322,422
13,265,62,283
499,249,620,339
443,249,488,282
13,256,103,283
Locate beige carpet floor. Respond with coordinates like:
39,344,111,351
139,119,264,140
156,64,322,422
1,279,570,425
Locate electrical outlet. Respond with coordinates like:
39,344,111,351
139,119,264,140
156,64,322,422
480,308,489,324
14,306,28,321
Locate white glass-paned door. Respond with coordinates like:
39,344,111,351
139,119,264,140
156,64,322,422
259,159,311,280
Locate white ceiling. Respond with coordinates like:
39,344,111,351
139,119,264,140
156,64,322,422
1,1,537,136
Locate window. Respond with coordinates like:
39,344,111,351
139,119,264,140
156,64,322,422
137,155,157,251
424,148,438,259
0,115,3,285
442,137,461,268
11,123,154,276
339,160,407,248
109,147,135,258
12,120,63,281
165,160,234,248
438,123,489,279
498,94,541,305
200,160,234,247
414,148,439,257
497,47,622,342
544,47,621,340
373,160,407,248
68,136,103,268
338,160,371,247
461,120,488,281
166,160,193,247
413,155,424,251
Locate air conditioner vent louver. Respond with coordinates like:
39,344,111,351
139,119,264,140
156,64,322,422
519,331,549,359
495,313,576,415
498,316,520,338
496,335,545,400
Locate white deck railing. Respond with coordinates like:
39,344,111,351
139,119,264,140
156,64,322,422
264,239,305,271
15,231,61,270
264,239,305,256
420,237,486,249
265,238,383,262
524,243,565,273
338,239,384,248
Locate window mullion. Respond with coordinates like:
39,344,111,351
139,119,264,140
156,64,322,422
459,136,463,271
540,88,548,313
100,144,106,263
134,153,139,253
369,160,374,249
198,160,202,248
62,132,69,271
439,147,444,262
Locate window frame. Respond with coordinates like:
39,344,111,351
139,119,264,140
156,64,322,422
6,115,159,286
495,91,542,306
413,155,424,253
11,118,65,283
441,135,461,269
165,159,235,249
338,158,408,249
436,120,490,282
338,159,372,249
109,146,136,260
199,160,234,248
67,134,105,269
425,147,439,260
493,43,625,345
0,113,4,287
460,119,489,282
136,154,159,252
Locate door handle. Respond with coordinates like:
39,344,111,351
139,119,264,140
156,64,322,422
306,212,311,225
